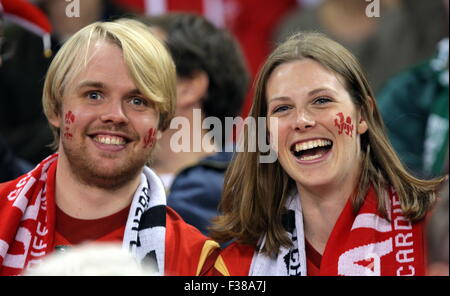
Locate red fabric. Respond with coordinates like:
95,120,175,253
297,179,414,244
54,205,129,245
0,155,58,275
164,206,212,275
305,239,321,276
1,0,52,33
219,243,254,276
167,0,203,14
319,187,426,276
217,187,427,276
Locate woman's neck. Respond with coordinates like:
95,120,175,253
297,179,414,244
297,162,362,254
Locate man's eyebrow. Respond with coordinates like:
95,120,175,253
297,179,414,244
76,81,106,90
128,88,143,95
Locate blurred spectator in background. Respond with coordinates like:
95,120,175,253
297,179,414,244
141,13,250,236
0,0,125,165
0,135,32,182
274,0,448,93
0,0,38,181
378,37,448,178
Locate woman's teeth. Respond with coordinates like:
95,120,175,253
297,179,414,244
294,139,332,153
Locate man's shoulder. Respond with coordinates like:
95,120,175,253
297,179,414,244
165,206,208,238
164,206,218,275
219,242,255,276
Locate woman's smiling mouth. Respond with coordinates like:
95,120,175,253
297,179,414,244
290,138,333,162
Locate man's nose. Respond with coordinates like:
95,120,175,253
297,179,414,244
99,99,129,125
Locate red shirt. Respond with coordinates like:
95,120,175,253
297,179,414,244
305,239,322,276
53,205,130,247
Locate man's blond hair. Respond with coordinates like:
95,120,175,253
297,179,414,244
42,18,176,149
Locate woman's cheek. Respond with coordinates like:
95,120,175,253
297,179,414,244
333,112,354,138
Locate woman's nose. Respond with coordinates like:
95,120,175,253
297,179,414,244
292,109,315,132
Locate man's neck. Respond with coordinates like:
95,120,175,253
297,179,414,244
54,154,140,220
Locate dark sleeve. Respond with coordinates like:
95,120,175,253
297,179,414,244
167,166,224,236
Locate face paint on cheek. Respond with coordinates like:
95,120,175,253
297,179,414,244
63,111,75,140
65,111,75,124
334,112,354,138
143,128,157,148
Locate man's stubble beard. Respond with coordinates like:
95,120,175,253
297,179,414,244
61,137,153,191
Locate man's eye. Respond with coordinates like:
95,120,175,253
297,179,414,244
87,91,102,100
130,97,146,106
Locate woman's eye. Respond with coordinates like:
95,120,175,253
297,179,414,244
314,97,331,105
272,105,291,114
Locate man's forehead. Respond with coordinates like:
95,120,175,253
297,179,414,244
74,80,142,95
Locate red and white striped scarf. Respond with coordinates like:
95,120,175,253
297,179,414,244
0,153,169,276
0,154,57,275
249,186,426,276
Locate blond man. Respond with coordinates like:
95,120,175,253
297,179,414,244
0,19,218,276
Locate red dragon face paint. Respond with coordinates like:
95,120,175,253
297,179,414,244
334,112,354,138
63,110,75,140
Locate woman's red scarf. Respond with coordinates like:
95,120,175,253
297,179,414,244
319,186,426,276
0,154,58,276
218,186,427,276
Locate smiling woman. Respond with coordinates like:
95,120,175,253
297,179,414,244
208,32,446,276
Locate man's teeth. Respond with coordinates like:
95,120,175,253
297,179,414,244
94,135,126,145
294,139,332,152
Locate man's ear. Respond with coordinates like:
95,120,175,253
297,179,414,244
47,111,61,129
156,130,162,141
176,70,209,110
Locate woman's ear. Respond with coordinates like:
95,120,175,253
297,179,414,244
357,118,368,135
357,96,374,135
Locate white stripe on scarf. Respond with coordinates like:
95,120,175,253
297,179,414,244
249,194,307,276
122,166,167,275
